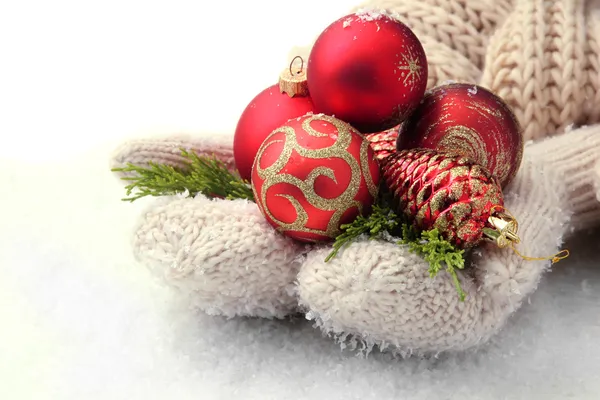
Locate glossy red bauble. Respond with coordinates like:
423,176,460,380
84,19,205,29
233,84,317,181
307,10,428,133
251,113,380,243
397,83,523,188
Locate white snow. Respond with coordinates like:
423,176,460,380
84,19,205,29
442,80,458,86
354,7,402,23
355,8,388,21
1,1,600,399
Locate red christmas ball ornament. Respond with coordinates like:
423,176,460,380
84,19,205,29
234,58,317,181
397,83,524,188
251,113,380,243
307,10,428,133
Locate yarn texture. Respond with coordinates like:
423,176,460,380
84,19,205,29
110,0,600,354
132,195,305,319
297,126,600,353
291,0,600,142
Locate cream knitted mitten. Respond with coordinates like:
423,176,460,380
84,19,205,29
110,0,600,353
111,125,600,353
112,135,305,319
297,126,600,353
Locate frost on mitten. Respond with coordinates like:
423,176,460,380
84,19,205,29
297,125,600,355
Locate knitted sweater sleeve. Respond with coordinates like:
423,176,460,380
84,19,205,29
290,0,600,141
480,0,600,141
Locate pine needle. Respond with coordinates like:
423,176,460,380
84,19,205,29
325,205,399,262
399,228,466,301
326,206,467,300
111,149,254,202
113,148,467,299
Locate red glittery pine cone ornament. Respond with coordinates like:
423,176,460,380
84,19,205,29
397,83,524,188
307,10,428,133
251,113,380,243
381,148,505,248
365,127,399,161
233,58,317,181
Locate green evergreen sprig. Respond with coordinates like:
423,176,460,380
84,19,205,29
399,226,466,301
111,149,254,202
325,205,399,262
326,206,467,300
113,148,466,299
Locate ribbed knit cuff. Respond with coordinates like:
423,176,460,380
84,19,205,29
525,124,600,231
110,135,235,179
584,1,600,123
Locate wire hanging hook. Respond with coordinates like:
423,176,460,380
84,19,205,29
289,56,304,76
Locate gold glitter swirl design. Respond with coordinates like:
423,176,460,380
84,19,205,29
420,88,517,187
254,114,376,239
462,96,509,184
437,125,488,170
360,138,379,199
463,89,523,186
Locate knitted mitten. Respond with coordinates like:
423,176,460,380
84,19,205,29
290,0,600,142
110,0,600,352
297,125,600,353
111,125,600,352
112,136,306,318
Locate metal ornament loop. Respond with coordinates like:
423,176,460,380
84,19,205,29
289,56,304,76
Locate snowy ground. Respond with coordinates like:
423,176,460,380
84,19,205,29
2,1,600,399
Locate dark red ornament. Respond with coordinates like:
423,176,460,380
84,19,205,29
307,10,428,134
234,61,317,181
251,113,380,243
397,83,523,188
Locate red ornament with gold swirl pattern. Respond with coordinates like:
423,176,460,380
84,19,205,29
381,148,507,248
251,113,380,243
397,83,523,188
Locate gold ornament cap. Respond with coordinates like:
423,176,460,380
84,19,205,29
279,56,309,98
483,206,570,264
483,209,521,248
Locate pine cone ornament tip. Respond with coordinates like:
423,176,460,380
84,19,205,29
382,148,505,248
484,207,570,264
381,148,569,263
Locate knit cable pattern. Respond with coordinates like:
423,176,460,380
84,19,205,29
291,0,600,141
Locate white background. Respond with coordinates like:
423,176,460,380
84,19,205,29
1,1,600,399
0,0,358,162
